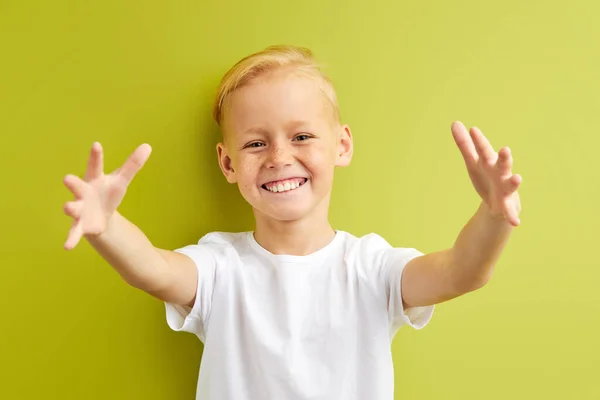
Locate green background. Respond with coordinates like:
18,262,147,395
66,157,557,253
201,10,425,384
1,0,599,398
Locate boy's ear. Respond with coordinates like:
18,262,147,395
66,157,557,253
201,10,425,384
334,124,353,167
216,142,237,183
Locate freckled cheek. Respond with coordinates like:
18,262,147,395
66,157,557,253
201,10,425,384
235,158,262,191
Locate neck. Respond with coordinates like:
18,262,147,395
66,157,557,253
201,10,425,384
253,204,335,256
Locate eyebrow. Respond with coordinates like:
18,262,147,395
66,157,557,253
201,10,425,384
285,120,309,130
241,126,269,136
241,120,309,136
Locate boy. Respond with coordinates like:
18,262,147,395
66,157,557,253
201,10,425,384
62,45,522,399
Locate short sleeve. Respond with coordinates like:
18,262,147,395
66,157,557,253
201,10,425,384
164,242,217,342
383,246,435,337
359,233,435,338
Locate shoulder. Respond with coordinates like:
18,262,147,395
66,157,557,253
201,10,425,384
175,231,251,261
337,231,394,254
337,230,422,265
196,231,249,247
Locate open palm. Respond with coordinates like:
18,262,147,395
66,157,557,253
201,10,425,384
451,121,522,227
62,142,152,250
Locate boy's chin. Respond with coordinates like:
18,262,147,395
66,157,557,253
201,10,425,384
253,204,314,223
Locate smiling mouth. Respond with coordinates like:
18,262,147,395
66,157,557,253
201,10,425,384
261,178,308,193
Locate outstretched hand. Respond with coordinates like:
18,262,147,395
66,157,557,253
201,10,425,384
62,142,152,250
451,121,522,227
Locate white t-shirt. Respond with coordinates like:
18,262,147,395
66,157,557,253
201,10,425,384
164,230,434,400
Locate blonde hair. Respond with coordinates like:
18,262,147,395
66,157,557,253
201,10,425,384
212,45,339,125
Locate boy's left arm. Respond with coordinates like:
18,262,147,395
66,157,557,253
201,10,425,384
401,121,523,309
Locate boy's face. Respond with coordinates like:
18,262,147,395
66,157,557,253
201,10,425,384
217,71,353,223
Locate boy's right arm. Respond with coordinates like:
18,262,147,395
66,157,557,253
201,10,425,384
87,210,198,307
63,142,198,308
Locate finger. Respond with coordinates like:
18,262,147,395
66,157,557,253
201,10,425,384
64,221,83,250
63,200,83,219
496,147,513,177
63,174,87,198
470,126,497,167
84,142,104,181
503,173,522,194
451,121,479,167
116,143,152,184
505,203,521,226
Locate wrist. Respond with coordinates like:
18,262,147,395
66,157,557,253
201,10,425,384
480,201,512,227
84,211,120,242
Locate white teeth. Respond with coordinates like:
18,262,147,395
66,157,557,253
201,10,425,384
265,179,305,193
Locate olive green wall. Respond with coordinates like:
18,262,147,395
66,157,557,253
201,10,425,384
1,0,598,398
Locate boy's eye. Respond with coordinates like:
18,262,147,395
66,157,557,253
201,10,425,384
245,142,264,148
294,134,311,141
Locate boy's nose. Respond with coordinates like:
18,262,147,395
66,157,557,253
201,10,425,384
266,145,293,168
